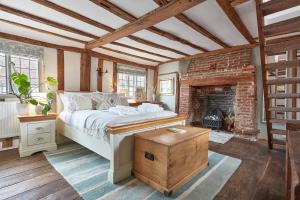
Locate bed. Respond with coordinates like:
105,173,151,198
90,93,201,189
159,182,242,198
56,92,186,183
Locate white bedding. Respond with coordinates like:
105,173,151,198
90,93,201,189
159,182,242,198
59,109,177,137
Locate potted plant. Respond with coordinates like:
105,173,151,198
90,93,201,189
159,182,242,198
9,62,57,115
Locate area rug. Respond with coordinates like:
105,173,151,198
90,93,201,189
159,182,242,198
44,143,241,200
209,131,234,144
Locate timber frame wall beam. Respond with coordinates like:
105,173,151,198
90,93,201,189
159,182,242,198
217,0,255,44
89,0,207,52
32,0,189,57
153,0,229,48
86,0,205,49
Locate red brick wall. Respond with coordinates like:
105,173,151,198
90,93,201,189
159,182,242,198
179,48,258,136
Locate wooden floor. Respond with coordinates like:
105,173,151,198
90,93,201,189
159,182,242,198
0,138,285,200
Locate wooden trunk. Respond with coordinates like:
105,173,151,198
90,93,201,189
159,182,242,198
133,125,210,195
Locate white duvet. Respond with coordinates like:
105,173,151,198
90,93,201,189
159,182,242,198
59,109,177,137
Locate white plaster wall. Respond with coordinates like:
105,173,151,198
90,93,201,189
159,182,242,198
102,61,114,92
90,57,98,91
64,51,81,91
43,47,57,78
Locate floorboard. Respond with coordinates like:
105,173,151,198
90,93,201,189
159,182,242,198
0,138,285,200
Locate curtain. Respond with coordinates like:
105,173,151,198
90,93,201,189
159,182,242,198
0,39,43,59
117,64,146,76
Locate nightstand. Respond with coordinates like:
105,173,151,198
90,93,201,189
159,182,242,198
17,113,57,157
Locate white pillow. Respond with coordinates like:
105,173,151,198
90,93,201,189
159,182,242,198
59,93,76,112
72,95,92,111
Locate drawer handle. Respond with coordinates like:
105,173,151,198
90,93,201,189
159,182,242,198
144,152,154,161
37,137,44,141
35,127,43,131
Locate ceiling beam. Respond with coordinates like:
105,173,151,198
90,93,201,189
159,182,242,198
99,46,161,63
86,0,205,49
216,0,255,44
264,16,300,38
30,0,188,56
111,42,174,60
261,0,300,16
89,0,207,52
153,0,229,48
160,43,258,64
0,31,154,69
0,17,171,61
88,50,155,69
229,0,250,6
0,3,98,39
0,31,84,52
0,18,87,44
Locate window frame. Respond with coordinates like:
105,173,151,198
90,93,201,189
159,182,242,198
0,52,40,95
117,68,147,99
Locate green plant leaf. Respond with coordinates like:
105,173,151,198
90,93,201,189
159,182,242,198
46,76,57,86
47,92,55,100
27,98,38,105
42,104,51,115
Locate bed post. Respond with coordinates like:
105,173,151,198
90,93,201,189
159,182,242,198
108,133,133,183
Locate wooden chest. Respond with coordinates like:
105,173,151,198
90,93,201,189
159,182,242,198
133,125,210,195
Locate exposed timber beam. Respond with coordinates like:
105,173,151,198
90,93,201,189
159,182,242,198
229,0,250,6
99,46,161,63
261,0,300,16
30,0,188,56
111,42,173,60
216,0,255,44
88,50,155,69
0,18,86,44
160,43,258,64
264,16,300,38
86,0,205,49
153,0,229,48
89,0,207,51
0,31,154,69
0,3,98,39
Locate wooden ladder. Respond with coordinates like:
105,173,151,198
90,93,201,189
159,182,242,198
256,0,300,149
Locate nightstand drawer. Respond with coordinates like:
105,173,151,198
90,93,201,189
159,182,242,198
28,122,51,134
28,133,51,146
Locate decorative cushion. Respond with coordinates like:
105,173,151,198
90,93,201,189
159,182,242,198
116,96,129,106
92,93,119,110
72,95,92,111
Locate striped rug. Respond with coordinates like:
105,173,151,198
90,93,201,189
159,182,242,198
44,143,241,200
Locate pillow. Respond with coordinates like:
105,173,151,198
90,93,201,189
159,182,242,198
72,95,92,111
92,93,119,110
59,93,76,112
116,96,129,106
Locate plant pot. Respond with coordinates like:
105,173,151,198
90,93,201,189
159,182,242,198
15,103,30,115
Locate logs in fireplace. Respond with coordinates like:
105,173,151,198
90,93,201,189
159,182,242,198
203,108,224,130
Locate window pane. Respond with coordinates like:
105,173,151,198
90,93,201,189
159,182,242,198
0,76,6,94
0,55,5,67
30,59,38,70
0,67,6,76
20,58,29,69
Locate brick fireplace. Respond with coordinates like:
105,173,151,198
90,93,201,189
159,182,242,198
179,48,258,136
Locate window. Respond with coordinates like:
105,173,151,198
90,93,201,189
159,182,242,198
117,66,146,99
0,52,39,94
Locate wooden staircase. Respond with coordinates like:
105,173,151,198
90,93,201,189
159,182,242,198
256,0,300,149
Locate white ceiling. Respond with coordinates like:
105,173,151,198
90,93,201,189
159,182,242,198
0,0,261,66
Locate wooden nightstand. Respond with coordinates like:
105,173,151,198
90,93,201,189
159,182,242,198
17,113,57,157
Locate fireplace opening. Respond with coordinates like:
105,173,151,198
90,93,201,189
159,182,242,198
191,86,236,132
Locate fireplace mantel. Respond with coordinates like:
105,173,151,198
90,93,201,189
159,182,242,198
180,75,254,87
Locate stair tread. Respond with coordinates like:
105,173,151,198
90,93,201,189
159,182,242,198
272,138,286,145
271,129,286,135
266,78,300,85
266,60,300,70
268,93,300,98
269,107,300,112
269,119,300,124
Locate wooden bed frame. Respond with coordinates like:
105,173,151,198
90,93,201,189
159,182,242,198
56,92,186,183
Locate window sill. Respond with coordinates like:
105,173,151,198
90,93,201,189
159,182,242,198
0,94,18,101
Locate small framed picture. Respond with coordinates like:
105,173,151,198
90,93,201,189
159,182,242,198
159,79,173,95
